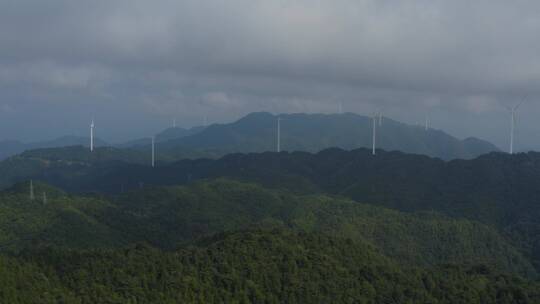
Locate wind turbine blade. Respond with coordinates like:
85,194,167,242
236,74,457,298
515,95,527,110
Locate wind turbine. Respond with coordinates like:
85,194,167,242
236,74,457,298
29,180,35,201
378,111,383,126
506,96,527,154
277,116,282,152
424,114,429,131
151,135,155,167
90,118,95,152
339,101,343,114
371,113,377,155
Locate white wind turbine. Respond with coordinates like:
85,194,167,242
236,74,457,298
371,113,377,155
90,118,95,152
29,180,35,201
506,96,527,155
277,116,282,152
151,135,155,167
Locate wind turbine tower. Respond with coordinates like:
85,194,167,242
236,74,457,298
29,180,35,201
507,97,526,154
425,115,429,131
372,114,377,155
90,119,95,152
151,136,155,167
339,101,343,114
277,116,282,152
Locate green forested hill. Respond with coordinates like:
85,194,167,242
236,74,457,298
0,182,129,251
0,179,535,278
1,229,539,304
6,149,540,271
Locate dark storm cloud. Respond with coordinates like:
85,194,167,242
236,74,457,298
0,0,540,148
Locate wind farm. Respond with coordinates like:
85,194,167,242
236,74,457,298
2,1,540,303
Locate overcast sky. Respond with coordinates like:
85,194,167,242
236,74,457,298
1,0,540,150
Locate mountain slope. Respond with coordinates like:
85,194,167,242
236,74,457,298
0,136,108,160
0,179,535,277
118,126,205,148
156,112,498,160
3,229,539,304
7,148,540,270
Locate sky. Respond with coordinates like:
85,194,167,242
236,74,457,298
1,0,540,150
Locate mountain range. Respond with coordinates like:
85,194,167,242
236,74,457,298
150,112,499,160
0,112,499,162
2,112,535,303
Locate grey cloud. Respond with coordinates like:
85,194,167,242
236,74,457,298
0,0,539,149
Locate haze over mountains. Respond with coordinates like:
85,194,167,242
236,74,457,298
151,112,499,160
1,117,538,302
4,1,540,302
0,136,108,161
0,112,500,162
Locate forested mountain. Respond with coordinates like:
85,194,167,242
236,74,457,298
0,136,108,160
149,112,499,160
2,229,539,304
1,179,534,277
4,148,540,271
3,149,540,301
0,112,498,164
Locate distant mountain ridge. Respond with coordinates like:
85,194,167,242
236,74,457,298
0,112,498,161
0,136,108,160
118,126,205,148
153,112,499,160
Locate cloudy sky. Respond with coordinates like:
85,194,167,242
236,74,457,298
1,0,540,150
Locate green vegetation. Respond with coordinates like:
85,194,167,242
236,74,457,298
3,146,540,302
0,179,535,279
1,229,539,304
0,182,128,251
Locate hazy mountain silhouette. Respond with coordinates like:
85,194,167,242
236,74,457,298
118,126,205,148
153,112,499,160
0,112,498,161
0,136,108,160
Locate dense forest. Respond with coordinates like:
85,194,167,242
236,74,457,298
4,148,540,268
0,179,534,277
3,146,540,302
2,229,540,303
